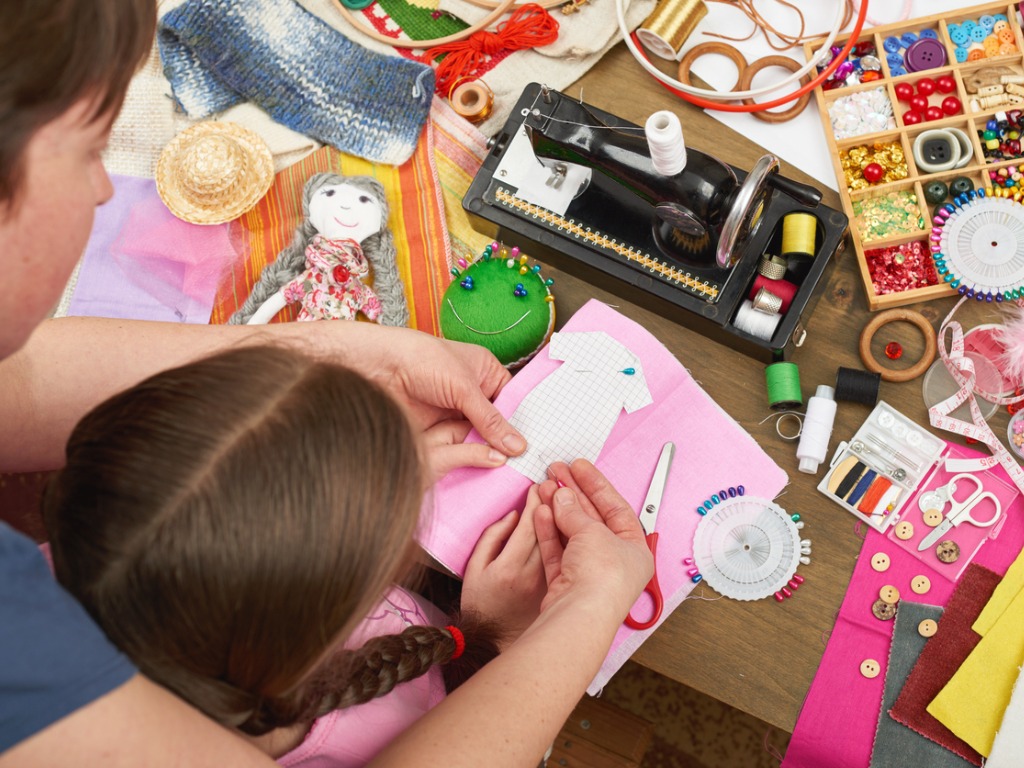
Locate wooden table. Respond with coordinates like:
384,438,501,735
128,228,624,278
534,42,1013,734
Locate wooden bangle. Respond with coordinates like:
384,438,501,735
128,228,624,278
678,42,748,91
737,55,812,124
858,309,937,383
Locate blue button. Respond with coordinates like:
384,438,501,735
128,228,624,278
954,46,969,63
890,66,907,77
971,25,988,42
962,19,977,31
883,36,902,53
887,52,904,68
980,15,996,30
920,29,939,40
995,13,1009,22
900,31,919,47
950,27,969,46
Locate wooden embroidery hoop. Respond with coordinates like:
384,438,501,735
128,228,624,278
859,308,937,383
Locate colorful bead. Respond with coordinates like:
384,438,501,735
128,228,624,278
791,513,801,522
691,574,703,584
621,367,635,375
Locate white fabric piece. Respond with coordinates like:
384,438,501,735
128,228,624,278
987,665,1024,768
506,331,652,482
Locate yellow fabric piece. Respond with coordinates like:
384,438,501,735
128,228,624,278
928,585,1024,756
973,544,1024,636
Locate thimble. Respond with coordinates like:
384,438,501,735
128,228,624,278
757,255,788,280
752,286,783,314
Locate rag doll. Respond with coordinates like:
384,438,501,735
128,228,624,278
230,173,408,326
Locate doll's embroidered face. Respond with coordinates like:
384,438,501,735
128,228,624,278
308,182,384,244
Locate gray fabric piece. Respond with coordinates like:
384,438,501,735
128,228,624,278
870,602,974,768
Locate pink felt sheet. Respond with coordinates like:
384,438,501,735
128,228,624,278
421,299,788,694
782,442,1024,768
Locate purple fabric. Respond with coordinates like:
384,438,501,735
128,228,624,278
783,443,1024,768
68,175,240,323
421,299,789,694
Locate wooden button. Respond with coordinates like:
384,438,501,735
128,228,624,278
911,575,931,594
923,508,944,527
872,598,897,620
861,659,881,678
879,585,901,604
895,521,915,540
919,619,938,637
936,539,961,563
870,552,891,572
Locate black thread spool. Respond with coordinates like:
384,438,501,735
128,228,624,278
835,366,881,406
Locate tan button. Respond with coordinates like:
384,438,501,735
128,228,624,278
861,659,881,678
895,521,915,540
879,585,901,604
918,619,938,637
872,598,897,620
923,508,944,527
911,575,931,595
870,552,891,572
936,539,961,563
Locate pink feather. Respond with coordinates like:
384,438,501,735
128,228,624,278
994,304,1024,390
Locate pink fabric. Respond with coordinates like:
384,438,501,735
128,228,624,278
422,299,788,694
783,443,1024,768
68,175,239,323
278,587,446,768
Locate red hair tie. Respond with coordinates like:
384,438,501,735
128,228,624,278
445,625,466,660
423,4,559,95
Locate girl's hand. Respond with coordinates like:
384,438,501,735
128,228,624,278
461,486,547,646
534,460,652,619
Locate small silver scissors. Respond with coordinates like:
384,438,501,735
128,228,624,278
918,473,1002,552
625,441,675,631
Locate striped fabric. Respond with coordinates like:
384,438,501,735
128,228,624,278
211,100,492,336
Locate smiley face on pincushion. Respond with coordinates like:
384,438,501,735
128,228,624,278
440,243,555,368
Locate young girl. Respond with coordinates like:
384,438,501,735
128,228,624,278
42,345,542,766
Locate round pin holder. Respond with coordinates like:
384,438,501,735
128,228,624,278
691,496,805,601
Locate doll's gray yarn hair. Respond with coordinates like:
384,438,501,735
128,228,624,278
229,173,409,327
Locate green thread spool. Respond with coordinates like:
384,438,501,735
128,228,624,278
765,362,803,411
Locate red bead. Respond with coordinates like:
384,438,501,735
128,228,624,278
862,162,884,183
781,587,793,598
332,265,351,283
925,105,945,121
885,341,904,359
942,96,962,115
910,94,929,113
894,82,914,102
774,591,785,602
916,77,936,96
903,109,923,125
936,75,957,93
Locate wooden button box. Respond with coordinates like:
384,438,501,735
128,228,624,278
805,2,1024,310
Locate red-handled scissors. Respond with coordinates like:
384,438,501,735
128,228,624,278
625,441,675,630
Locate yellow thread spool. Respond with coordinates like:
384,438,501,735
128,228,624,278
636,0,708,61
781,212,818,258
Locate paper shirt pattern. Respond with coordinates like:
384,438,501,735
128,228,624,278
506,332,653,482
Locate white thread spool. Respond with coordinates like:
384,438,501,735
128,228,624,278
645,110,687,176
796,385,837,474
733,299,781,341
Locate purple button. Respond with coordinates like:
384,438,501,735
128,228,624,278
904,37,947,72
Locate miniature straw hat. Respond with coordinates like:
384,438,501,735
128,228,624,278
156,121,274,225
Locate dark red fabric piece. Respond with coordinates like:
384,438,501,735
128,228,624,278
889,563,1002,766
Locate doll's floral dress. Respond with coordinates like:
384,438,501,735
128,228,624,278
282,235,382,321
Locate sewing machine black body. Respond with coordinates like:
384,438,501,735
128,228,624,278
463,84,850,362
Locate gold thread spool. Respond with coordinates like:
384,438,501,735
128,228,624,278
449,80,494,124
636,0,708,61
781,212,818,258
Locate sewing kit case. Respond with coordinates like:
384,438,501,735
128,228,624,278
463,83,849,363
819,400,1014,579
806,1,1024,310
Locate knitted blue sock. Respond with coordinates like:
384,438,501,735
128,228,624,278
158,0,434,166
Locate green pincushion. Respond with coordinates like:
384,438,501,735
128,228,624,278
440,244,555,367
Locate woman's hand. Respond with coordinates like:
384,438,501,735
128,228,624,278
461,486,547,645
342,327,525,477
534,460,652,619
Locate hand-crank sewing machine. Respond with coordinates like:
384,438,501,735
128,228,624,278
463,84,850,362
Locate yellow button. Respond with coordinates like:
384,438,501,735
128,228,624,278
879,585,901,604
895,521,915,540
923,508,943,527
911,575,931,595
918,619,938,637
871,552,891,572
860,659,881,678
